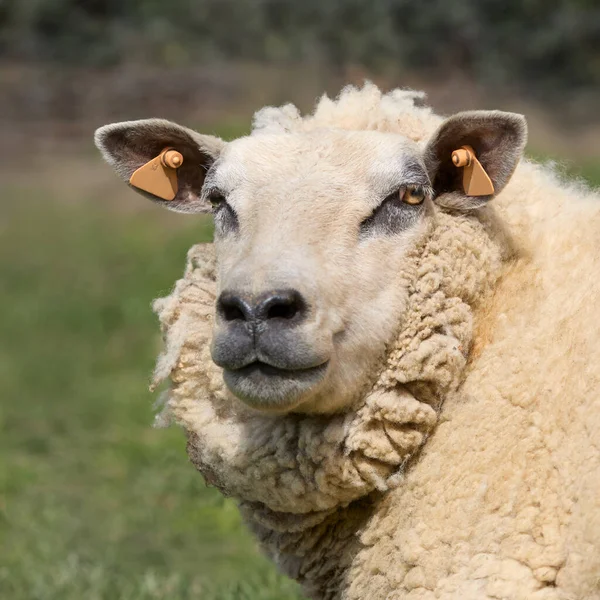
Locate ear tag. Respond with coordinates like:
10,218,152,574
451,145,494,196
129,148,184,201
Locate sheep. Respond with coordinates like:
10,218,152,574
94,84,600,600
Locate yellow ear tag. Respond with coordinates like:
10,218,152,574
129,148,184,201
451,145,494,196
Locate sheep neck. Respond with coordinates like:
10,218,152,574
151,204,507,595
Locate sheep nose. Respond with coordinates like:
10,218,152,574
217,289,307,325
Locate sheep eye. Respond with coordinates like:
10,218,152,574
208,191,239,235
208,190,226,209
402,185,426,205
360,185,425,238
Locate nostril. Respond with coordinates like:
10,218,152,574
222,303,245,321
267,300,298,320
259,290,306,323
217,292,251,322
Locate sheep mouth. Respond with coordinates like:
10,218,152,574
222,361,329,411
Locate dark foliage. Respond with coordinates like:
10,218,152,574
1,0,598,108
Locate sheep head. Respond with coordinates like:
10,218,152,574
95,95,526,416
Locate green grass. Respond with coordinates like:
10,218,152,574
576,161,600,188
0,184,304,599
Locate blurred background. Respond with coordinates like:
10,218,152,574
1,2,598,599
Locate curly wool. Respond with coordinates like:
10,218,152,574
153,207,501,503
151,85,600,599
252,84,442,141
152,207,503,594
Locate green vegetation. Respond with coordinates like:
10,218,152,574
580,161,600,188
1,1,598,114
0,188,304,599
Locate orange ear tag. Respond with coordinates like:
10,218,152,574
129,148,184,200
451,145,494,196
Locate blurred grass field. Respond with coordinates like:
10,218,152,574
0,123,598,600
0,124,304,599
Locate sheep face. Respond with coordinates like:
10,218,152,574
205,130,432,414
95,108,526,414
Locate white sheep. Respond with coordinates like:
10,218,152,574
95,84,600,600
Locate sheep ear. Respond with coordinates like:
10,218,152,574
423,111,527,210
94,119,226,214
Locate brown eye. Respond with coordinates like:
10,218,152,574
402,185,426,205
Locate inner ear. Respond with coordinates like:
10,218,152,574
95,119,226,214
424,111,527,210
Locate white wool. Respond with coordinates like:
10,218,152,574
151,85,600,599
252,83,441,141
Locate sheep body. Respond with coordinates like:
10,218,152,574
152,85,600,599
346,159,600,599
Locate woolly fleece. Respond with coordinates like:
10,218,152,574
152,85,600,599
